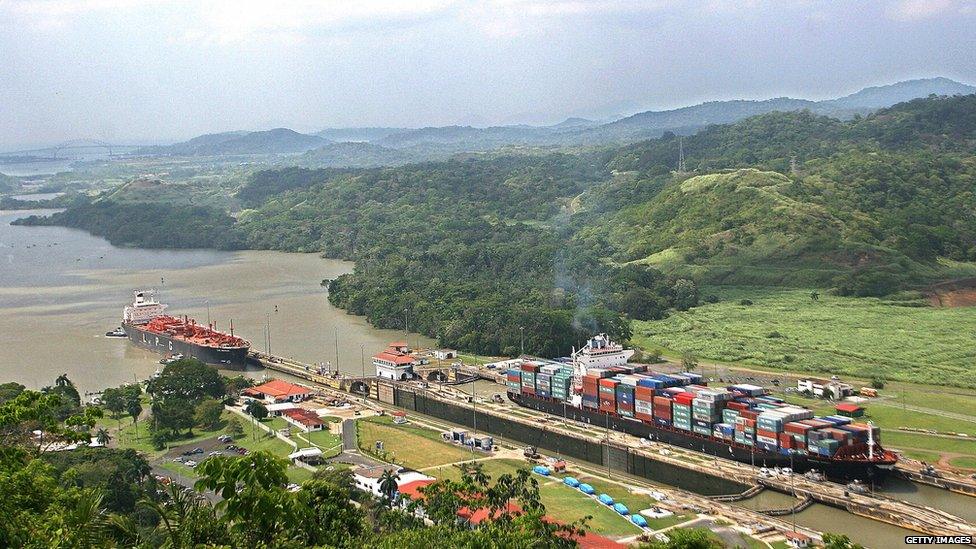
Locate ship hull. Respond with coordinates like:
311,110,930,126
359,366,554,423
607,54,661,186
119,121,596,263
509,392,890,482
123,323,248,368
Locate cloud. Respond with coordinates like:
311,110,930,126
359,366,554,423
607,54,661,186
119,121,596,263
887,0,955,21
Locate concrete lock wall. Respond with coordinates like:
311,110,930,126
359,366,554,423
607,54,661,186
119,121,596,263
392,386,746,495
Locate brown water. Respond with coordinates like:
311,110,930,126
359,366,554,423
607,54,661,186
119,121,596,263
0,209,432,394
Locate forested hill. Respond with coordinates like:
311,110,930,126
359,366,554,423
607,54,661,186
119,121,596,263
17,94,976,356
582,94,976,293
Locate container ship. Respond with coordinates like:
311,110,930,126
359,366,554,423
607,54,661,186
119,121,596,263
507,335,897,480
121,291,250,368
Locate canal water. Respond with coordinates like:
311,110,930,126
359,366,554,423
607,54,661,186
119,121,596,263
0,209,432,393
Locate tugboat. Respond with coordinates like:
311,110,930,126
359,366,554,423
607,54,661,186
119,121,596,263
105,326,127,338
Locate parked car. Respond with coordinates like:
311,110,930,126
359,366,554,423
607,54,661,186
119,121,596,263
192,447,204,454
173,456,185,463
209,450,222,457
185,460,198,468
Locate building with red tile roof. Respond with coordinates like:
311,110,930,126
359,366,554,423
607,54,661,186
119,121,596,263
281,408,325,431
242,379,311,403
373,346,417,380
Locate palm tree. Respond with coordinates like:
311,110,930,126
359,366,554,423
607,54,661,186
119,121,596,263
95,427,111,447
378,469,400,507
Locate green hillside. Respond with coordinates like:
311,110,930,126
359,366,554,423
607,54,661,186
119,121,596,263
582,94,976,294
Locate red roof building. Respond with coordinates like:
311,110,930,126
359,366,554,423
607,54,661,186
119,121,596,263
835,403,865,417
373,347,417,381
281,408,325,431
242,379,311,403
397,479,436,500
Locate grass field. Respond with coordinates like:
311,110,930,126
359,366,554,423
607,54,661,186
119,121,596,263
357,416,474,469
632,287,976,387
426,458,643,537
112,411,236,456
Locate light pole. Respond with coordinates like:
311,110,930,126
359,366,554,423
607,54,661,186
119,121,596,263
519,326,525,356
790,449,796,532
360,343,366,378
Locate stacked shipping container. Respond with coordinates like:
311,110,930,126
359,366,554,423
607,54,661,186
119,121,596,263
505,359,878,459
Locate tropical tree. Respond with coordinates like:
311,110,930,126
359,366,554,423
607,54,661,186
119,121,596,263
126,397,142,438
378,469,401,507
95,427,111,446
458,461,489,488
245,400,268,420
194,399,225,430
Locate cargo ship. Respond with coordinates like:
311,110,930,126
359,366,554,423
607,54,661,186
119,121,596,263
121,291,250,368
508,335,897,480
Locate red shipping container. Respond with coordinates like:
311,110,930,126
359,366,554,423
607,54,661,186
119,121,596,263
653,396,671,406
799,419,831,429
674,393,695,405
727,401,749,411
785,422,813,434
523,388,536,395
635,386,655,399
635,411,653,422
617,403,634,412
739,410,759,420
599,378,618,388
756,428,778,439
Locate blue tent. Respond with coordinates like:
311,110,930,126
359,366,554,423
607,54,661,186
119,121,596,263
613,503,629,515
578,483,595,495
563,477,580,488
532,465,550,476
631,514,648,527
598,494,614,506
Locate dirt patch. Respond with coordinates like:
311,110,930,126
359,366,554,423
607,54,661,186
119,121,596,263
926,278,976,307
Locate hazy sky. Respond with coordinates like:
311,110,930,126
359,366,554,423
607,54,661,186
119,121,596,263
1,0,975,147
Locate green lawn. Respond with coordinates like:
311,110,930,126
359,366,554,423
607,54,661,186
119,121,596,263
568,473,650,515
632,287,976,387
538,482,640,537
235,430,295,456
881,431,976,459
948,456,976,469
357,416,474,469
113,411,236,456
423,458,530,483
299,429,342,457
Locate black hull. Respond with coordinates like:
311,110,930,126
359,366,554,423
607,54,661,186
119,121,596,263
123,323,248,369
509,392,891,481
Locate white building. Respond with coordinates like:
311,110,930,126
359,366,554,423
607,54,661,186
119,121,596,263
797,378,854,400
352,465,434,498
373,346,416,380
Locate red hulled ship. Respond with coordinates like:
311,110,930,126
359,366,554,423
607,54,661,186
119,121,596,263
122,291,249,368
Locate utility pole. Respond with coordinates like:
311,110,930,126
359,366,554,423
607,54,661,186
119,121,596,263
471,381,477,452
519,326,525,356
266,314,271,355
605,411,611,478
360,343,366,378
334,327,340,373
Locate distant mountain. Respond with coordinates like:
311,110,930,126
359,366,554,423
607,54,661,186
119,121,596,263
0,172,19,193
376,125,554,151
293,141,432,168
137,78,974,162
315,127,409,142
583,97,817,142
819,77,976,111
139,128,328,156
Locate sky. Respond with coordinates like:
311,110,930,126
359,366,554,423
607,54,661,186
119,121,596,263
1,0,975,148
